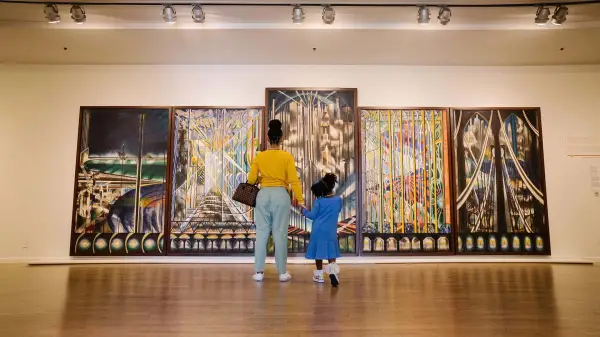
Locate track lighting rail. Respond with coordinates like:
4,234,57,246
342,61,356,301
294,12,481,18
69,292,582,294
2,0,600,8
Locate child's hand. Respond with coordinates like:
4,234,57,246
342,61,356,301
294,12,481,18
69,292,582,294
293,199,306,209
298,204,308,217
294,201,307,214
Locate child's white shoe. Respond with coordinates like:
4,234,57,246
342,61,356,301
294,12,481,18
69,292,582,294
279,272,292,282
325,263,340,287
252,272,264,282
313,270,325,283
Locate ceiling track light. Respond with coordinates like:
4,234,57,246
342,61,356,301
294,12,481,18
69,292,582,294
163,5,177,24
44,4,60,24
322,5,335,25
552,5,568,25
417,5,430,25
70,5,86,24
292,4,305,25
437,6,451,25
192,4,205,23
534,6,551,25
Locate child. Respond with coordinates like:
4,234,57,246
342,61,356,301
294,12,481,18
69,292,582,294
301,173,342,287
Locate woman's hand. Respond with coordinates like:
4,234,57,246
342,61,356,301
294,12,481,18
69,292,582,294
298,203,307,212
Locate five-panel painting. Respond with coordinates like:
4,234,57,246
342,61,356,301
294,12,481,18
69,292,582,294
70,91,550,257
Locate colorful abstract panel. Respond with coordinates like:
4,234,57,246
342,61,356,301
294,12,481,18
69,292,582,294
361,109,452,253
71,107,170,256
267,89,357,253
169,107,262,254
452,109,550,254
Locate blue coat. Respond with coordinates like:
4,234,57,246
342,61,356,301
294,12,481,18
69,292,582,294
302,196,342,260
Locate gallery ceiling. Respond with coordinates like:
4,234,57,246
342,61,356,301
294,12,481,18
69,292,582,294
1,1,600,65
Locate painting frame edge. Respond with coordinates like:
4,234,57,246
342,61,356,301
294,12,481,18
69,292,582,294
69,107,86,256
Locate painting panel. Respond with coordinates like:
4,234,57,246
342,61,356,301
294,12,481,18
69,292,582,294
169,107,262,254
71,107,170,256
452,109,550,255
266,89,358,253
360,109,452,254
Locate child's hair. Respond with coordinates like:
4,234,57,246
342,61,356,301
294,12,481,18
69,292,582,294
310,173,338,198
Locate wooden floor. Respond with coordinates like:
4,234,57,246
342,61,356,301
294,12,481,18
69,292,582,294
0,264,599,337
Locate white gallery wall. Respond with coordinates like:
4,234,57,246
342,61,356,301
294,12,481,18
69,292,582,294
0,64,599,261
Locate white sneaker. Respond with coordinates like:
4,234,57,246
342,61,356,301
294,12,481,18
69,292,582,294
279,272,292,282
252,272,264,282
313,270,325,283
325,263,340,287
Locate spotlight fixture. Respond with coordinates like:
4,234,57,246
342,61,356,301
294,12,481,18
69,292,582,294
192,4,205,23
322,5,335,25
43,4,60,24
70,5,86,24
163,5,177,24
535,6,551,25
417,6,430,25
437,6,451,25
292,4,305,25
552,5,568,25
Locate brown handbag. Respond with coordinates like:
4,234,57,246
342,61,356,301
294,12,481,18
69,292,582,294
232,182,260,207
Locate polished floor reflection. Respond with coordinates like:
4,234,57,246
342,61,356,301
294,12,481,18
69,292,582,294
0,263,599,336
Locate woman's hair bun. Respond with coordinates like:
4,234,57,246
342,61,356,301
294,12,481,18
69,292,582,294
268,119,282,130
267,119,283,144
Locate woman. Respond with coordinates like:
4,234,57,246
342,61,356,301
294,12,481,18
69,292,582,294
247,119,305,282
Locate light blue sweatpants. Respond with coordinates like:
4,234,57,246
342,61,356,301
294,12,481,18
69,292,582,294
254,187,290,274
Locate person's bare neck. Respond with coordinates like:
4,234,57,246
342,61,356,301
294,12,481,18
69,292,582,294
268,144,281,150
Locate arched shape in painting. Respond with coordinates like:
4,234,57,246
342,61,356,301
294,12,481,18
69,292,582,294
387,237,398,251
363,237,372,252
374,238,385,251
458,112,496,233
500,113,545,234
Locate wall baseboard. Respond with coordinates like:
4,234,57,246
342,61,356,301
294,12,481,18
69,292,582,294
584,257,600,265
24,256,595,266
0,258,31,264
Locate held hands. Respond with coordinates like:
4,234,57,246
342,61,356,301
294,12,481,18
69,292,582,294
298,203,308,217
293,198,307,214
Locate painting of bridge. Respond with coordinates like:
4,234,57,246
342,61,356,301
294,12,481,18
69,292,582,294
71,107,169,256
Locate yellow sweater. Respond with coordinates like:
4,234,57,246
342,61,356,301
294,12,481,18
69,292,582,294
247,150,304,204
